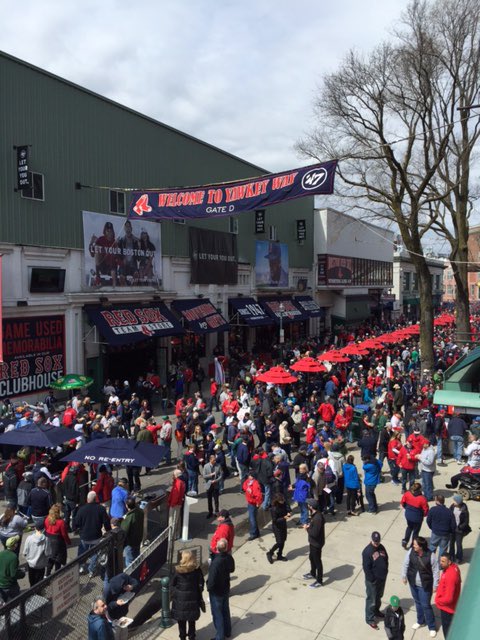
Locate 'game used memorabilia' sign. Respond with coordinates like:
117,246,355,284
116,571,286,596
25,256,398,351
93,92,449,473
0,315,65,399
129,161,337,220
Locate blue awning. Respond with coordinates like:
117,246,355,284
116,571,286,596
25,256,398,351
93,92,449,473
259,297,309,324
171,298,229,334
85,303,184,346
294,295,325,318
229,297,273,326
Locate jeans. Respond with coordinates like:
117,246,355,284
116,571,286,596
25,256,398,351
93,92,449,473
429,532,450,558
388,459,399,483
440,609,453,638
449,532,464,562
401,468,415,492
298,501,308,525
160,439,172,464
403,518,422,546
261,483,271,510
450,435,464,462
436,439,444,462
421,470,434,501
77,540,98,575
365,485,378,513
187,469,198,494
0,583,20,603
123,544,140,567
410,583,435,630
63,499,77,531
247,503,259,538
365,578,386,623
209,593,232,640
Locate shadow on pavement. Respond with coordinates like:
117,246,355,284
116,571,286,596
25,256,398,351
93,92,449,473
230,573,270,594
323,563,356,584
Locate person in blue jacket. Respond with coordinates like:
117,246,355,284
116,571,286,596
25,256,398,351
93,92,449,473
88,598,114,640
293,463,312,525
363,454,382,514
343,454,361,516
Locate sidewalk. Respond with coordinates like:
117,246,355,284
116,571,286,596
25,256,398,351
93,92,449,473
153,457,479,640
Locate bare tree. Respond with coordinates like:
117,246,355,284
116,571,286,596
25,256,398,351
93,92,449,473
297,0,480,369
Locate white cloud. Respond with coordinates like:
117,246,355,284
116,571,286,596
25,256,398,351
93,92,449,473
1,0,407,171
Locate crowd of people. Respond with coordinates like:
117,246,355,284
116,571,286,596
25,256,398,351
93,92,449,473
0,315,479,638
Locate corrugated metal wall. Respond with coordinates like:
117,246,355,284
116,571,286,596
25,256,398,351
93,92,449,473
0,52,313,267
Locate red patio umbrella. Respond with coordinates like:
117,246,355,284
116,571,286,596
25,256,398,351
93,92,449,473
290,357,327,373
317,351,351,363
256,366,298,384
339,345,370,356
358,339,385,349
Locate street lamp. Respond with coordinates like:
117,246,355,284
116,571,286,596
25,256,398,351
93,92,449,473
279,302,285,363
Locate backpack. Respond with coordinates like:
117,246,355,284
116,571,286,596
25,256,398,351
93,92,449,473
324,462,336,487
3,468,18,497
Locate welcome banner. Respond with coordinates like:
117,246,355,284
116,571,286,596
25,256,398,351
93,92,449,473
129,160,337,220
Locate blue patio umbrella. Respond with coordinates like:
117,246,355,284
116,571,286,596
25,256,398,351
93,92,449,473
0,421,76,448
61,437,166,467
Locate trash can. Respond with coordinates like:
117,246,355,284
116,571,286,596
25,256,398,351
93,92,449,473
351,405,371,440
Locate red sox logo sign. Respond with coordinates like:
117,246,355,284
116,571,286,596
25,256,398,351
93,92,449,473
140,324,153,337
133,194,152,216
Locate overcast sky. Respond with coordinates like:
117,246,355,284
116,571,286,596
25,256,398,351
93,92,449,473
2,0,409,173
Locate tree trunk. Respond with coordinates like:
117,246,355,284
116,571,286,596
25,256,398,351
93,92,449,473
452,258,470,346
416,259,435,372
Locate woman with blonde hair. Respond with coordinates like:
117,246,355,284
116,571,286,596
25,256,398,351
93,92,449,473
171,549,205,640
44,503,70,576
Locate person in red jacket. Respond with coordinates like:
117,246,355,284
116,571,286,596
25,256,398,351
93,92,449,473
209,509,235,558
93,465,114,508
333,408,348,435
435,552,461,638
305,419,317,445
167,469,186,539
396,442,417,493
44,503,71,576
62,401,77,427
318,399,335,425
387,433,402,485
407,427,428,456
243,470,263,540
400,482,429,549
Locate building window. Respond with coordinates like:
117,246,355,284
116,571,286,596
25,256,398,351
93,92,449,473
229,217,239,234
412,273,418,291
109,190,125,214
172,218,186,224
21,172,44,201
435,274,441,291
269,225,277,241
470,284,476,298
403,271,411,291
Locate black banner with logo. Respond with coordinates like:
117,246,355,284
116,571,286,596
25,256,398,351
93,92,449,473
16,145,31,190
0,315,65,399
189,227,238,285
297,219,306,241
255,210,266,233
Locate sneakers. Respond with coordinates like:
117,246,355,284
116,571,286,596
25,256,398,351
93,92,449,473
302,572,314,579
277,555,288,562
401,540,407,549
266,551,274,565
412,623,425,630
309,581,322,588
445,484,453,489
367,622,379,630
430,631,437,638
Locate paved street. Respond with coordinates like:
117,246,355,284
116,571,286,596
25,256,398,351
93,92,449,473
154,451,479,640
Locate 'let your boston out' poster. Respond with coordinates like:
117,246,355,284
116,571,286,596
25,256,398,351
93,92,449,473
0,315,65,399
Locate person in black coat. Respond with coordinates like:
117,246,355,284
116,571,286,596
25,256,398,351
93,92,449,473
104,571,139,620
171,550,205,640
266,493,291,563
302,498,325,588
383,595,405,639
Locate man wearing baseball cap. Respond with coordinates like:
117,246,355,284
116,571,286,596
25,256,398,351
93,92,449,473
0,536,24,602
362,531,389,630
210,509,235,559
